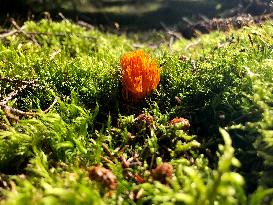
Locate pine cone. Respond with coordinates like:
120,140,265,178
88,166,117,190
151,163,173,184
169,117,190,131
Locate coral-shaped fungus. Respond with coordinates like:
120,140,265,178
120,50,160,102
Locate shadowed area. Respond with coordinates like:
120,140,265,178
1,0,272,33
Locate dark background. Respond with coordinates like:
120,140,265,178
0,0,272,32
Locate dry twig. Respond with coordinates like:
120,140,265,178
43,98,58,114
10,18,39,46
0,97,58,120
0,78,58,120
49,49,62,60
1,84,27,105
0,30,18,38
0,77,38,86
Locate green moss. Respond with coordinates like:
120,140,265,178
0,20,273,204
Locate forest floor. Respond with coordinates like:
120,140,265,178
0,16,273,204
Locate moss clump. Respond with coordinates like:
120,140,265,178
0,20,273,204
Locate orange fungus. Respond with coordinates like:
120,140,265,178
120,50,160,101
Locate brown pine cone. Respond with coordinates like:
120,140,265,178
151,163,173,184
169,117,190,131
135,113,154,125
88,166,117,190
